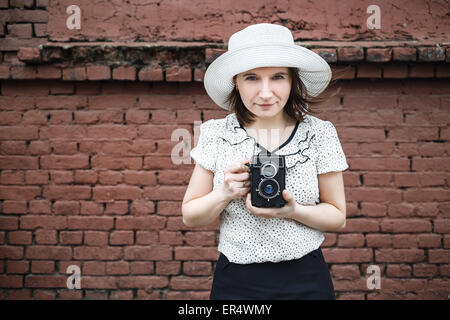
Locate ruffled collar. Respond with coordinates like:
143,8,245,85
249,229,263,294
217,113,252,145
218,113,315,170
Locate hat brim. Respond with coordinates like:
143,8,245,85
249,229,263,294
204,43,332,111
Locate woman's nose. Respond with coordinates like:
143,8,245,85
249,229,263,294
258,79,274,99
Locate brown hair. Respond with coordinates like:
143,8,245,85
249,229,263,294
225,66,350,127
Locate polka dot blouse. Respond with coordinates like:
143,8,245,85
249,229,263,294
190,112,349,264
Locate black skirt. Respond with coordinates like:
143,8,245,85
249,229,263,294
210,247,335,300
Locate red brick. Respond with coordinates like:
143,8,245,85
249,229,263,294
174,247,219,261
110,231,134,245
62,67,87,81
112,66,136,81
165,65,191,82
26,246,72,260
92,185,142,200
138,65,163,81
74,246,121,260
332,65,355,79
136,231,158,245
8,231,32,244
312,48,337,63
380,219,432,233
413,263,438,277
118,275,168,289
337,233,365,247
193,68,205,82
0,275,23,288
11,0,34,8
393,47,416,61
357,64,382,78
429,250,450,263
409,63,434,78
106,261,130,275
8,23,33,38
31,261,54,274
35,229,57,244
331,265,360,280
116,216,166,230
183,261,212,275
2,200,27,214
366,48,392,62
418,46,445,62
43,185,91,200
86,65,111,80
84,231,109,246
434,219,450,233
386,264,411,277
20,216,67,230
25,275,67,288
375,249,425,262
34,23,47,37
10,66,36,79
59,231,83,245
337,47,364,62
383,63,408,78
67,217,114,231
35,65,60,79
205,48,226,64
0,186,40,200
124,245,172,261
0,65,10,78
436,63,450,78
156,261,181,275
17,47,40,61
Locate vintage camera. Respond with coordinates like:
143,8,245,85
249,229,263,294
246,153,286,208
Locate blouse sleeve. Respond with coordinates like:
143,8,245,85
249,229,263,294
190,119,217,173
314,120,349,175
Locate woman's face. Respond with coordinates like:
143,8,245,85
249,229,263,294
234,66,292,120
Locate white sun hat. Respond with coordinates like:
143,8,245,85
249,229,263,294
203,23,332,111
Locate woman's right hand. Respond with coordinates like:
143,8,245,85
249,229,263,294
221,159,251,201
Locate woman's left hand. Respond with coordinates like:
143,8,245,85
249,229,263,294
246,189,297,220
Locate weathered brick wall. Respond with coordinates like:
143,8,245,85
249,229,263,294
0,0,449,300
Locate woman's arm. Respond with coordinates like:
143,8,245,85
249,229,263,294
290,171,347,232
182,164,231,228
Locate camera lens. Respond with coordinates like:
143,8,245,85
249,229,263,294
258,178,280,199
264,184,274,194
260,162,277,178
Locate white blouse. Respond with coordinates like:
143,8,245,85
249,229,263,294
190,112,349,264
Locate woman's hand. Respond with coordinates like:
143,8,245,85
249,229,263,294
246,189,297,220
220,159,251,202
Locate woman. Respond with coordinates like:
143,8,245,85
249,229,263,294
182,23,349,300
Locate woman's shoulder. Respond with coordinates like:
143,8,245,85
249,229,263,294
199,114,232,133
303,114,336,133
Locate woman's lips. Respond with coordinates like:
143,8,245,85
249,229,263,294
258,103,273,107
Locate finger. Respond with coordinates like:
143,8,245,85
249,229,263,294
230,160,250,173
231,171,250,182
232,181,249,189
241,159,251,171
283,189,295,203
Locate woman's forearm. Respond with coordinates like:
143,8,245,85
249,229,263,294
182,185,231,228
290,202,346,232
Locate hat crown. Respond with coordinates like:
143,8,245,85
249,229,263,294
228,23,294,51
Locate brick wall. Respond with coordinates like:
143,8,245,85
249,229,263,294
0,1,449,300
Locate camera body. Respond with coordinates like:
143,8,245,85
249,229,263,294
246,153,286,208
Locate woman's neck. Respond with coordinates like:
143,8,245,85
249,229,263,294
244,111,295,132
